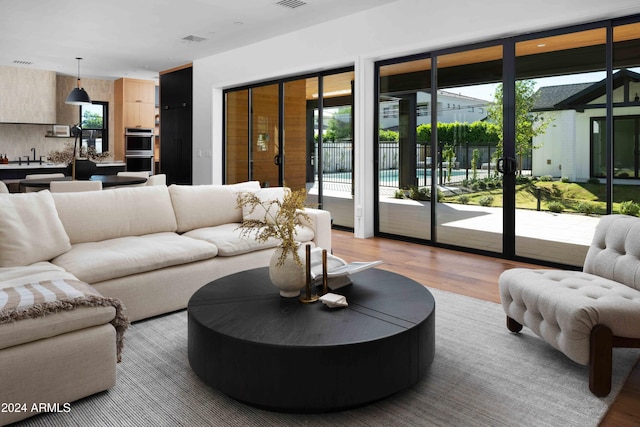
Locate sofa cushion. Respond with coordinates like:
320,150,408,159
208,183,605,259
0,262,77,288
225,181,261,192
0,278,117,352
52,186,178,245
51,232,218,283
0,305,116,352
0,192,71,267
169,184,256,233
183,222,315,257
499,268,640,365
584,214,640,292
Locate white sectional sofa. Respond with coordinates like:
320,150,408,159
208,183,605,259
0,182,331,425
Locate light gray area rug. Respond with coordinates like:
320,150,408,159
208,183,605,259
17,288,639,427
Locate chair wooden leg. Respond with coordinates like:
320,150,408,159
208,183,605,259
506,316,523,333
589,324,613,397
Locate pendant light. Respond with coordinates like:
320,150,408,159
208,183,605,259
65,57,92,105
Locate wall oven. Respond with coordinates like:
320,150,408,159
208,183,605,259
125,128,154,153
125,155,154,174
125,128,154,173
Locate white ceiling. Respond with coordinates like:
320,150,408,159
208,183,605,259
0,0,397,81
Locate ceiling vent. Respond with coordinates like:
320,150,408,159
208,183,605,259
276,0,307,9
13,60,32,65
182,35,207,43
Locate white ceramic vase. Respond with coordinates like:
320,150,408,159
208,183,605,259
269,245,305,297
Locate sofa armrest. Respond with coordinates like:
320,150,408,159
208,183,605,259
298,208,332,253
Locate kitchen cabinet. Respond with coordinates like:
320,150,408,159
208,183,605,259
0,66,56,124
123,101,155,129
123,80,155,104
114,78,157,160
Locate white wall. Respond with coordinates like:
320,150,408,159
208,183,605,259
192,0,640,238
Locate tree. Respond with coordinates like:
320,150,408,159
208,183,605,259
324,107,352,142
82,110,103,129
487,80,552,174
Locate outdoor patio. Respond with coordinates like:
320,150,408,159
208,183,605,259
308,180,598,267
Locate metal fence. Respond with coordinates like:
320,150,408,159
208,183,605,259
317,141,532,188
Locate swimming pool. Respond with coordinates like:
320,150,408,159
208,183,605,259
323,168,471,186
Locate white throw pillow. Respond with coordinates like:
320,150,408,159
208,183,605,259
225,181,261,192
169,184,244,233
0,191,71,267
241,187,289,223
52,186,177,244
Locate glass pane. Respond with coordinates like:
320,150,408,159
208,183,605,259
225,90,249,184
318,71,354,228
515,28,606,266
283,78,311,193
435,46,503,252
81,103,106,153
378,58,432,239
613,21,640,217
251,84,280,187
81,130,103,155
81,104,104,129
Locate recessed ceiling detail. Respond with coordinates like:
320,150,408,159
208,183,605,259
276,0,307,9
182,35,207,43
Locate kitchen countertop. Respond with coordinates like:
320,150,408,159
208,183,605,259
0,161,125,169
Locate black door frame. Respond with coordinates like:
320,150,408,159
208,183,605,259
373,15,638,266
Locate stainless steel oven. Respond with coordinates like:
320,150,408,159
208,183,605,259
125,154,154,174
125,128,154,173
125,128,154,153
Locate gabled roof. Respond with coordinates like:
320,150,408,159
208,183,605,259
534,69,640,111
534,83,592,110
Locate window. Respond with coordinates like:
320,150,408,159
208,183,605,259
80,101,108,154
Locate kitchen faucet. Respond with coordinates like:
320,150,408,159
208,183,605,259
31,147,36,161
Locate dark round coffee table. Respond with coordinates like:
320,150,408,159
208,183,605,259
188,267,435,412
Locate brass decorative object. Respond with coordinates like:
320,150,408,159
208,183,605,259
321,249,329,296
299,244,319,303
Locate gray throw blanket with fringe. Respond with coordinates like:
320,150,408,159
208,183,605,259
0,279,129,362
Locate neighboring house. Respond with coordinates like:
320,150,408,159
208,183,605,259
532,69,640,181
379,89,490,131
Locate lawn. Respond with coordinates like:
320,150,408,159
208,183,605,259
444,180,640,215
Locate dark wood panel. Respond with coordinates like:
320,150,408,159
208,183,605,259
159,66,192,185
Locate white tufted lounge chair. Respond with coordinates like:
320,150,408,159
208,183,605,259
499,214,640,397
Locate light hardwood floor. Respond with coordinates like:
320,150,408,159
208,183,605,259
330,229,640,427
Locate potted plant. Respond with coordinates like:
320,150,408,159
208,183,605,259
236,188,311,297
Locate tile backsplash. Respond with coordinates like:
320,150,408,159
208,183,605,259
0,123,72,162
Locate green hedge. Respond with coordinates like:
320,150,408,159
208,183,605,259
417,122,500,145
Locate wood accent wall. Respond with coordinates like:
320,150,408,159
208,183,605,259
283,79,308,191
225,90,249,183
225,81,308,190
251,84,280,187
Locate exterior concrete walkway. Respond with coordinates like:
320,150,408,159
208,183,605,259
309,181,599,267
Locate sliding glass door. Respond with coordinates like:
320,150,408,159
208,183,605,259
251,84,281,188
375,16,640,267
513,28,607,266
224,81,307,192
612,21,640,236
318,70,354,227
377,58,432,239
434,45,504,253
224,68,354,228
